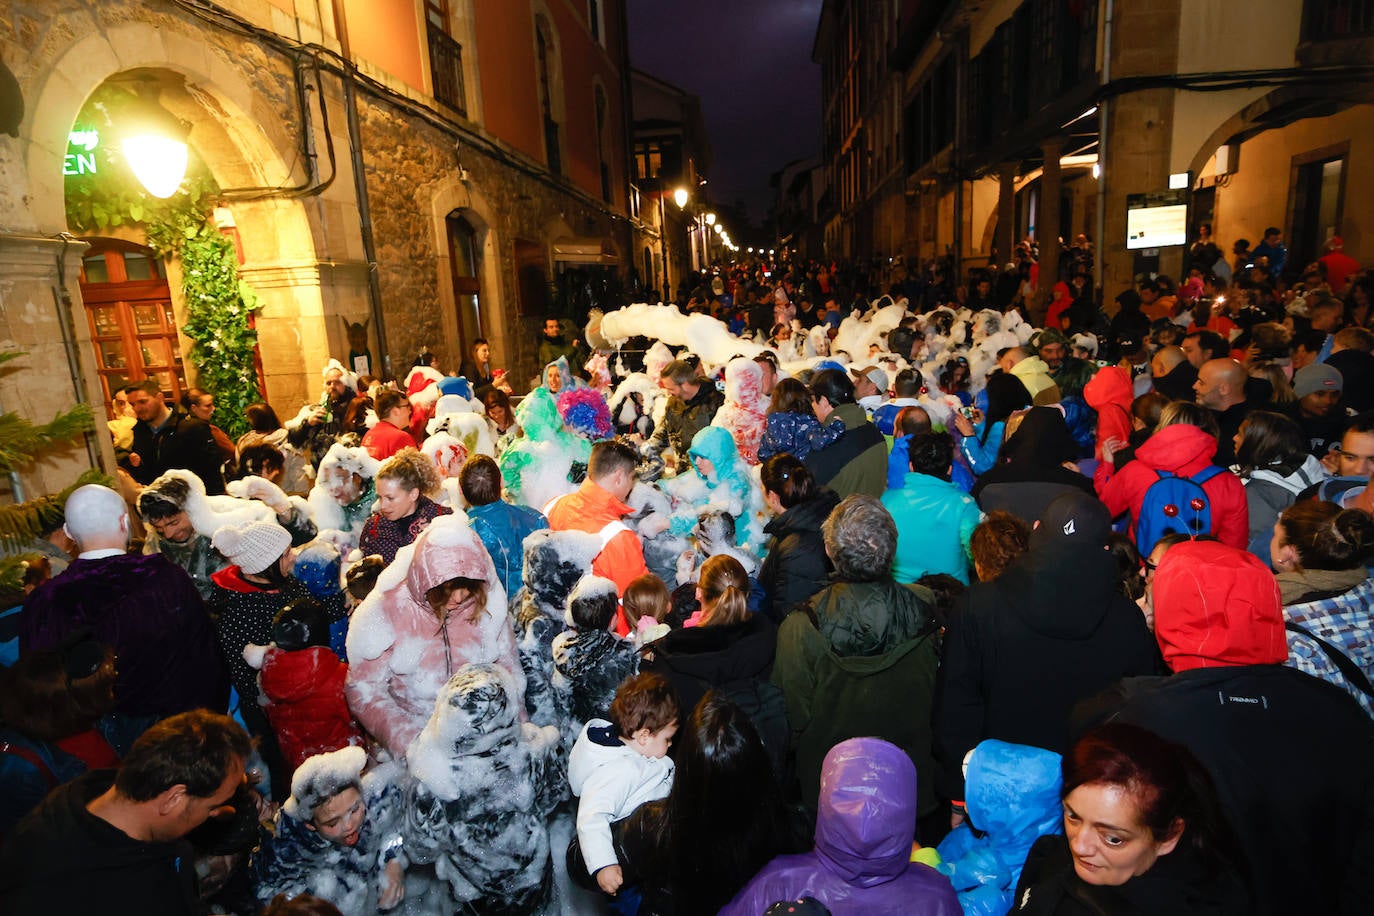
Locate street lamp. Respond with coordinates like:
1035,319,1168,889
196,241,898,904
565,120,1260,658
123,84,189,199
705,212,716,226
673,187,689,209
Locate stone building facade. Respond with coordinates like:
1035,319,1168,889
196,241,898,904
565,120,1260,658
812,0,1374,314
0,0,634,496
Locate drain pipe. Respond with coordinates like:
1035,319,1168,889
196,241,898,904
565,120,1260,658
331,0,390,378
1094,0,1114,294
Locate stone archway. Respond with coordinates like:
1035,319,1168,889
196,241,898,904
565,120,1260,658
24,22,334,411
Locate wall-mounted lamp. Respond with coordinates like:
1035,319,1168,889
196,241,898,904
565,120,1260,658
122,83,189,198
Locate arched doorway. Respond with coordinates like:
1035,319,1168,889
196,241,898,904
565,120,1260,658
78,240,188,414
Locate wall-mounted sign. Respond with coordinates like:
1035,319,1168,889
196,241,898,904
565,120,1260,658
1126,189,1188,250
64,128,100,176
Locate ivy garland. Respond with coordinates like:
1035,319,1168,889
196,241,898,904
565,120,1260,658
65,85,263,440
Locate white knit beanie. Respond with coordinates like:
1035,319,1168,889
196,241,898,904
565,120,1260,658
212,521,292,575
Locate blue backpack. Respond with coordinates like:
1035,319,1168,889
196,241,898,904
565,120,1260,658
1135,466,1223,553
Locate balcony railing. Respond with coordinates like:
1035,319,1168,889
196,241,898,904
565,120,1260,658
427,21,467,116
1303,0,1374,40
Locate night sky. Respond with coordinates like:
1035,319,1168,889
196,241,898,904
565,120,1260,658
626,0,823,231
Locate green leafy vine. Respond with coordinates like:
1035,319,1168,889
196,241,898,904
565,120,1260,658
64,84,263,440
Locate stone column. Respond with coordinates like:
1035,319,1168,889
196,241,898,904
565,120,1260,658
1036,137,1064,327
0,233,114,498
996,163,1017,267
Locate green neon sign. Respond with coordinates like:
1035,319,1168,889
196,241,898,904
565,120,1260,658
64,128,100,176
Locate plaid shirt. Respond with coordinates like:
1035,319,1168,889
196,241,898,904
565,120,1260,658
1285,576,1374,718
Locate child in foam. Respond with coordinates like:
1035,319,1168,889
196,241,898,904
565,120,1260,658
251,746,407,915
306,443,381,549
551,575,641,749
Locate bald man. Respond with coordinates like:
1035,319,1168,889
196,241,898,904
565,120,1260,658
1193,358,1254,466
21,485,227,752
1149,345,1198,402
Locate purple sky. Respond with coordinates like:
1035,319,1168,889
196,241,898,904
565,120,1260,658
626,0,823,229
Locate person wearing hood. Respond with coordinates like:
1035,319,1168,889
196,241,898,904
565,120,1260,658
499,386,589,507
970,407,1095,523
936,740,1063,916
772,495,942,824
1108,290,1151,358
1083,365,1134,466
1232,412,1328,558
665,425,766,552
551,575,641,748
722,738,961,916
1096,401,1248,551
242,598,364,774
344,514,520,760
251,746,407,915
1149,345,1198,402
1011,723,1251,916
1273,501,1374,717
1085,538,1374,916
937,492,1159,814
541,354,580,396
758,456,841,624
404,663,564,913
714,356,771,465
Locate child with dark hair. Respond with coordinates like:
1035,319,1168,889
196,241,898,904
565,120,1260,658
567,671,679,896
552,576,642,747
970,511,1031,582
243,597,363,773
757,378,844,461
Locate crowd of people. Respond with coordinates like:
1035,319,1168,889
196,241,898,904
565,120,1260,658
2,238,1374,916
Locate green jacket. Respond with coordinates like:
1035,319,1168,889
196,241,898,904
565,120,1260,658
772,577,941,817
646,382,724,464
803,402,887,499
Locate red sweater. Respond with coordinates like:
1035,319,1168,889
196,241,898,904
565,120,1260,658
361,421,415,460
1096,424,1248,550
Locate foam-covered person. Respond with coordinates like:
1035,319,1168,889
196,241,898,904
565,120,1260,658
306,443,380,549
511,528,602,729
251,746,407,915
663,425,765,554
405,663,563,913
137,469,316,600
344,514,518,761
551,575,640,747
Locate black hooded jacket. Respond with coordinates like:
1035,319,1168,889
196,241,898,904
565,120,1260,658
935,496,1160,801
